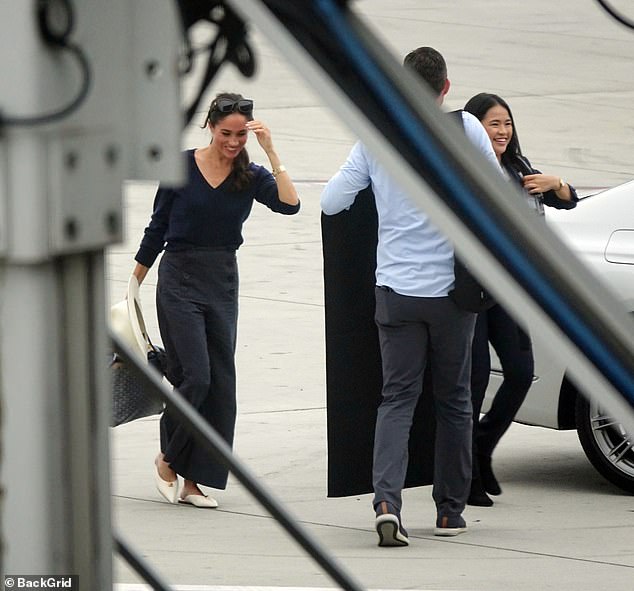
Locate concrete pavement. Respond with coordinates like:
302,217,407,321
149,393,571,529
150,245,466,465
108,2,634,589
110,185,633,591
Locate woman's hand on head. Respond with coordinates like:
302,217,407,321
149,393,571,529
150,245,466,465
246,120,274,153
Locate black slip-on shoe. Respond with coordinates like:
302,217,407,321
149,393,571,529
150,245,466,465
478,455,502,496
467,478,494,507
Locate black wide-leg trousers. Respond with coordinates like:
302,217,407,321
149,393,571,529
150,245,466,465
156,249,239,489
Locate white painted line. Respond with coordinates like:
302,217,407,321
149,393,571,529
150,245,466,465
114,587,343,591
114,587,454,591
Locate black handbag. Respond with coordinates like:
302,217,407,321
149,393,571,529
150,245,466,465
449,257,495,313
110,345,166,427
110,276,167,426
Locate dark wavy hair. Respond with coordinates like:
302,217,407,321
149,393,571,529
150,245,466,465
202,92,254,191
463,93,525,171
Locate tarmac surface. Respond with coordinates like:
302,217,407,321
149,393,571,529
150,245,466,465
108,2,634,590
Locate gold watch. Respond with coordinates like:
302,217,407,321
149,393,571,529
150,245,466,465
272,165,287,178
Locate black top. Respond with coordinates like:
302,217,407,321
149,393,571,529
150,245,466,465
135,149,300,267
504,154,578,216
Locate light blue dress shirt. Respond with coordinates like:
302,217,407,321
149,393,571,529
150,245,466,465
320,111,501,297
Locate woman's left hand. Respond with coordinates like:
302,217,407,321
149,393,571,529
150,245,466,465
246,120,274,153
522,173,560,194
246,119,299,206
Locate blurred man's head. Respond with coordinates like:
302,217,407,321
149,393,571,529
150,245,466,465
403,46,450,104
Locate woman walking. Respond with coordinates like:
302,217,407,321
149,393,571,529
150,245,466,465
133,92,300,507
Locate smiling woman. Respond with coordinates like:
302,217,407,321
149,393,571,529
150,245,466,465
463,92,579,507
129,91,300,509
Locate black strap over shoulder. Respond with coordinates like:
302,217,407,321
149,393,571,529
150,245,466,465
446,109,495,312
449,108,464,128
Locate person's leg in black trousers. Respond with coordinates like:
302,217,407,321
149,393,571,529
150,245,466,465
468,310,494,506
475,305,534,497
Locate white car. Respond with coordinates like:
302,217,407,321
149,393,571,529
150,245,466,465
485,180,634,493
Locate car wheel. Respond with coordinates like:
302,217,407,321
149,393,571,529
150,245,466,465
575,395,634,494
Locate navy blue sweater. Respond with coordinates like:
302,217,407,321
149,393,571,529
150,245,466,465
135,150,300,267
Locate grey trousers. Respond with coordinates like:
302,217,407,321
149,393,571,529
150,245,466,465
372,287,476,518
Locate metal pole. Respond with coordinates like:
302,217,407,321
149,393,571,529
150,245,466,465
114,533,173,591
0,0,182,583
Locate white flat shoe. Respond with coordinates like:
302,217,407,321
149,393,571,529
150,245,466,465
154,468,179,504
178,494,218,508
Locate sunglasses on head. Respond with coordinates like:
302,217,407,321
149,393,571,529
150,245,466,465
213,98,254,114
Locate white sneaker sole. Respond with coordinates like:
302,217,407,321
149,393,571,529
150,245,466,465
376,514,409,546
434,526,467,537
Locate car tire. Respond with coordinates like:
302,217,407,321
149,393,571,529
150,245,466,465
575,394,634,494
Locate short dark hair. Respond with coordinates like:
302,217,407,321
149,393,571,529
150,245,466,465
463,92,523,166
403,47,447,96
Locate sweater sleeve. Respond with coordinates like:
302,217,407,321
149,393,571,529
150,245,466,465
134,186,175,267
253,165,300,215
542,183,578,209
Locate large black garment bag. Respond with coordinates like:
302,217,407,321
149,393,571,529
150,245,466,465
321,185,436,497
